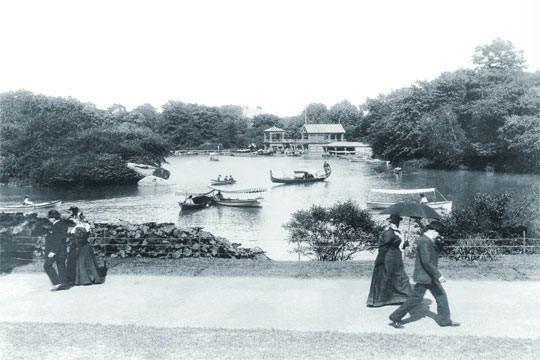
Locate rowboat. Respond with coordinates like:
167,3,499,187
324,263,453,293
214,198,262,208
270,162,331,184
366,188,452,214
209,186,266,208
0,200,62,212
210,179,236,186
178,191,214,211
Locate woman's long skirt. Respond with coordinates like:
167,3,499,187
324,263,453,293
75,244,106,285
366,248,411,307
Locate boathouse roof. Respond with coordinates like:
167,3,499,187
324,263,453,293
263,126,285,132
303,124,345,133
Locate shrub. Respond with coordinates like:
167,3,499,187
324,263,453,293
437,192,535,260
284,200,383,261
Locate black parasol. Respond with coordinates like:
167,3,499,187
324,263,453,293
380,202,441,219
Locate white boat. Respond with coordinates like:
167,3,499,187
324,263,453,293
209,186,266,208
0,200,62,212
366,188,452,214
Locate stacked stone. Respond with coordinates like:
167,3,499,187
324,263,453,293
90,222,266,259
0,213,267,264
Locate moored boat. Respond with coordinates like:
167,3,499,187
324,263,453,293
366,188,452,214
178,191,214,211
0,200,62,212
270,162,331,184
213,198,262,208
210,186,266,208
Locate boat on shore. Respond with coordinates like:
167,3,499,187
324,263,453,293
366,188,452,214
0,200,62,212
270,162,331,184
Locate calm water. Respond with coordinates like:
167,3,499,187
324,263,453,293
1,155,538,260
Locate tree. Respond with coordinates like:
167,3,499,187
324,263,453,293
473,38,526,72
302,103,329,123
284,201,383,261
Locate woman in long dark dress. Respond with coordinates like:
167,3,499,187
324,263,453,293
367,215,411,307
72,227,106,285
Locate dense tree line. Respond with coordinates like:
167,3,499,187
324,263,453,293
0,92,170,186
364,39,539,172
0,39,537,186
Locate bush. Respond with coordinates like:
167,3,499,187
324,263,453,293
437,192,534,261
284,200,383,261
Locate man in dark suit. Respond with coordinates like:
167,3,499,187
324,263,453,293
388,220,460,328
44,210,70,291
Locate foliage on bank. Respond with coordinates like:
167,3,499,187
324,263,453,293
1,39,538,187
437,192,536,261
0,93,171,185
284,200,383,261
365,39,540,173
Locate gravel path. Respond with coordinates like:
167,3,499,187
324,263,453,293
0,273,538,339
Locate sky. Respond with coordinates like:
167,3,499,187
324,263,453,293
0,0,538,116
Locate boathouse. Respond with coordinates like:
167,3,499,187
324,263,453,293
263,126,286,151
263,123,371,155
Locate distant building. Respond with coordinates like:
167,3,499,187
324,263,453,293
263,123,371,155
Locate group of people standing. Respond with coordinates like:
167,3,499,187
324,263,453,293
367,214,460,328
43,207,106,291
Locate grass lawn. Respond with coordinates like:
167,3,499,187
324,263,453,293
0,322,537,360
9,254,540,281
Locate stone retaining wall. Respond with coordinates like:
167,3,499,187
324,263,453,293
0,212,268,272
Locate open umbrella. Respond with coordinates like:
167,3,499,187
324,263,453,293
380,202,441,258
380,202,441,219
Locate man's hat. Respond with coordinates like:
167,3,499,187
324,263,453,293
47,209,61,219
426,220,445,233
387,214,403,222
68,206,79,214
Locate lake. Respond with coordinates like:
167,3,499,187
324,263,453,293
1,155,538,260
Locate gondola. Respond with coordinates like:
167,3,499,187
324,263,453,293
270,162,331,184
0,200,62,212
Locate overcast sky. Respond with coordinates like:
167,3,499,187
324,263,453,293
0,0,538,116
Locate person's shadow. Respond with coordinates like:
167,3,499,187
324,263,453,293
400,299,440,325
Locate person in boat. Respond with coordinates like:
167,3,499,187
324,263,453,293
22,195,34,206
419,193,428,204
228,175,234,182
215,191,224,201
224,175,230,182
217,175,222,182
389,221,460,328
367,214,412,307
185,195,195,205
44,210,70,291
